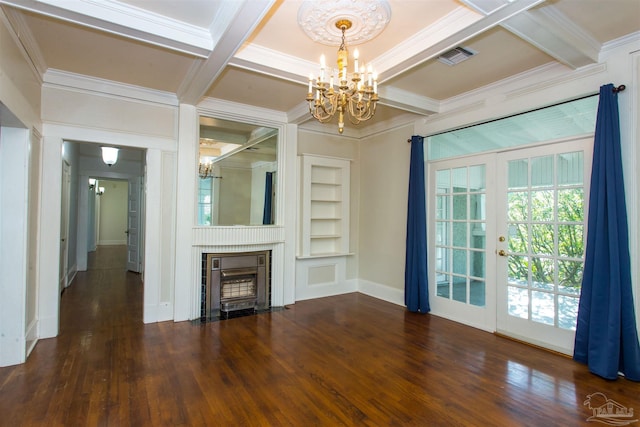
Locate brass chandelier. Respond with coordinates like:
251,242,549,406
306,20,378,134
199,160,215,179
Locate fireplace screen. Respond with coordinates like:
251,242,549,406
203,251,270,318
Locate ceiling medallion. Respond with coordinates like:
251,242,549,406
297,0,392,46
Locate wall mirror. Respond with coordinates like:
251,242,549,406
197,116,277,226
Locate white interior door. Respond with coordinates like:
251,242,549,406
127,177,141,273
59,161,70,293
428,154,497,332
495,138,592,355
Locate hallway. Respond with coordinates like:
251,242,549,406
1,246,639,426
61,245,142,334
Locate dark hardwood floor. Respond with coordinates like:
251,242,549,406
1,246,638,426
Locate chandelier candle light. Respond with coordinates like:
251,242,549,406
306,20,378,134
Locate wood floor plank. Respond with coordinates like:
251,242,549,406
1,245,639,426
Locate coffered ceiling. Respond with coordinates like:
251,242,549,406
1,0,639,135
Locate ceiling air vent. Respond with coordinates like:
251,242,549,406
438,46,477,66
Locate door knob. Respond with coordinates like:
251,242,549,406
498,249,507,257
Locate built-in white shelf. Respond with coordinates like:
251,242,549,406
299,155,350,258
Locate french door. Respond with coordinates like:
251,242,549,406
495,139,592,354
428,138,592,354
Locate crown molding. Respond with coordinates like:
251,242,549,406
1,0,213,57
197,97,287,125
599,31,640,60
355,112,422,139
297,120,361,139
286,101,312,125
43,69,179,106
0,5,45,81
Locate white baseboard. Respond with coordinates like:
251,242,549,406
66,265,77,287
25,318,38,358
98,240,127,246
157,302,173,322
0,334,25,367
143,302,174,323
38,315,58,339
357,279,405,306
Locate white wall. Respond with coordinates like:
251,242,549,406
0,8,42,367
97,180,128,245
357,124,414,305
0,127,29,366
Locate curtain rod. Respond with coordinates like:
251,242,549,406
407,84,626,143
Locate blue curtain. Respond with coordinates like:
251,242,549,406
262,171,273,225
573,84,640,381
405,135,430,313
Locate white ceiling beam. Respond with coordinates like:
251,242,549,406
462,0,600,69
177,0,276,105
376,86,440,116
377,0,545,83
232,46,440,117
500,6,600,68
0,0,213,57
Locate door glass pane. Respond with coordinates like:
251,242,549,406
470,229,485,250
471,280,485,307
531,156,553,187
453,249,467,275
558,295,579,330
436,170,450,193
531,224,554,255
453,195,467,219
469,165,486,191
436,221,449,245
558,225,583,257
531,257,554,291
452,168,467,192
508,286,529,319
470,194,485,220
469,251,486,307
558,189,584,222
453,222,467,247
436,195,450,219
558,260,582,295
508,192,528,221
508,224,528,253
531,291,555,325
508,159,528,188
531,190,554,221
508,255,528,286
558,152,583,186
452,277,467,303
437,274,450,298
505,150,586,331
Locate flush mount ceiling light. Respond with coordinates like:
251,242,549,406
298,0,391,134
101,146,119,167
